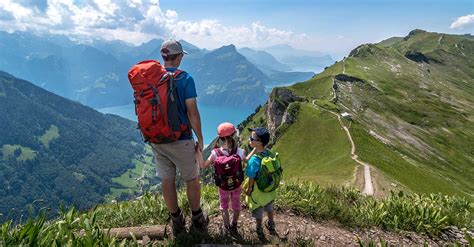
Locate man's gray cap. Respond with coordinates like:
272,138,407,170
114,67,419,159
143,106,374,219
160,39,188,56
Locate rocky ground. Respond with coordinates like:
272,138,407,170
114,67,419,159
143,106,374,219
139,208,472,246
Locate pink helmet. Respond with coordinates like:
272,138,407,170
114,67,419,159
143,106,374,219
217,122,236,137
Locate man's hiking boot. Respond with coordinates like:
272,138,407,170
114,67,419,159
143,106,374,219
266,220,276,235
191,211,209,232
170,212,186,236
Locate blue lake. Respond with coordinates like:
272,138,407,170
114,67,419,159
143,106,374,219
98,103,255,145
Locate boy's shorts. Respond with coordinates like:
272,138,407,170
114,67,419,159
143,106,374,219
219,186,242,211
251,201,274,219
150,139,199,182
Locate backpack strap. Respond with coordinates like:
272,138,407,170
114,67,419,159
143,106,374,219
254,149,272,159
254,149,272,178
214,148,224,157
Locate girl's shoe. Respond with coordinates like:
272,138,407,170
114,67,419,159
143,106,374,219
229,222,238,234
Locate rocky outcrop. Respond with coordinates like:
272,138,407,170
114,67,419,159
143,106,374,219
404,50,440,64
281,103,299,127
266,88,302,146
270,102,300,147
266,88,300,133
335,74,365,84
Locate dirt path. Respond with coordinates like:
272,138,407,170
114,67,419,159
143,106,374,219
139,210,469,245
342,58,346,74
341,124,374,195
312,99,375,195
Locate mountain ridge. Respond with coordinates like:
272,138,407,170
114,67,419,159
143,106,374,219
237,29,474,200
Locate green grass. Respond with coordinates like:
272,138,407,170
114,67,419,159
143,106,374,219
350,123,471,199
237,31,474,201
344,46,473,194
1,183,472,245
289,60,344,99
276,182,472,235
111,170,140,188
314,99,339,112
272,103,357,186
38,125,59,149
290,75,334,99
1,144,36,161
328,32,474,199
107,145,156,200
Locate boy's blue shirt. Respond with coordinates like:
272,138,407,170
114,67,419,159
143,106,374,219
166,67,197,140
245,149,270,179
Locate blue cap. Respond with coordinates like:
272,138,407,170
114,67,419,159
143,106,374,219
248,127,270,145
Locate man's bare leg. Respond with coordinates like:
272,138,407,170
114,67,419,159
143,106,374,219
162,177,179,213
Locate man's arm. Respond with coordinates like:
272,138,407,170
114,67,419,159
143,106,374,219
185,98,204,152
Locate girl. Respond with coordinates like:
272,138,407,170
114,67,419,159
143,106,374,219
199,122,253,234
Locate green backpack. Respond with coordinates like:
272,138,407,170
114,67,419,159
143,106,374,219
255,150,283,192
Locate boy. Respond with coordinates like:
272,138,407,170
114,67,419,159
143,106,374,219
244,127,277,236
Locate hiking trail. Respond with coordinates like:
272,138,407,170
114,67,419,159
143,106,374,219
312,97,375,195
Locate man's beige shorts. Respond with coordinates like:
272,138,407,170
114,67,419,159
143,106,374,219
150,139,199,182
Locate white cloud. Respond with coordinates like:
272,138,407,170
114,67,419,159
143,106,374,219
170,20,309,50
450,14,474,29
0,0,310,49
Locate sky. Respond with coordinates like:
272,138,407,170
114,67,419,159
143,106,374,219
0,0,472,58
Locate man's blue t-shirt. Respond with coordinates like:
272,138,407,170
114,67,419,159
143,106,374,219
166,67,197,140
245,150,270,179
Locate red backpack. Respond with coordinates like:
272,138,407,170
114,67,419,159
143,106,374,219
213,148,244,191
128,60,190,143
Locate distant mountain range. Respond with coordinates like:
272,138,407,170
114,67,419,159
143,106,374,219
0,71,147,221
238,47,316,88
0,31,328,109
262,44,335,72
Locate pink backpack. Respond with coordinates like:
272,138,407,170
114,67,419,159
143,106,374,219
213,148,244,191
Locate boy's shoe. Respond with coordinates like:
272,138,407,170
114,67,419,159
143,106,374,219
191,211,209,232
256,225,264,237
266,220,276,234
170,212,186,236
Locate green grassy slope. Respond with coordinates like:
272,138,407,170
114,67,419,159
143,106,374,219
272,103,357,186
240,30,474,199
339,30,474,198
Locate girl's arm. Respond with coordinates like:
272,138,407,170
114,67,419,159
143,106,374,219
201,159,213,169
244,147,257,163
199,151,214,169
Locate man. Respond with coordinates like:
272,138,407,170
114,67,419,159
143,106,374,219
151,39,207,236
